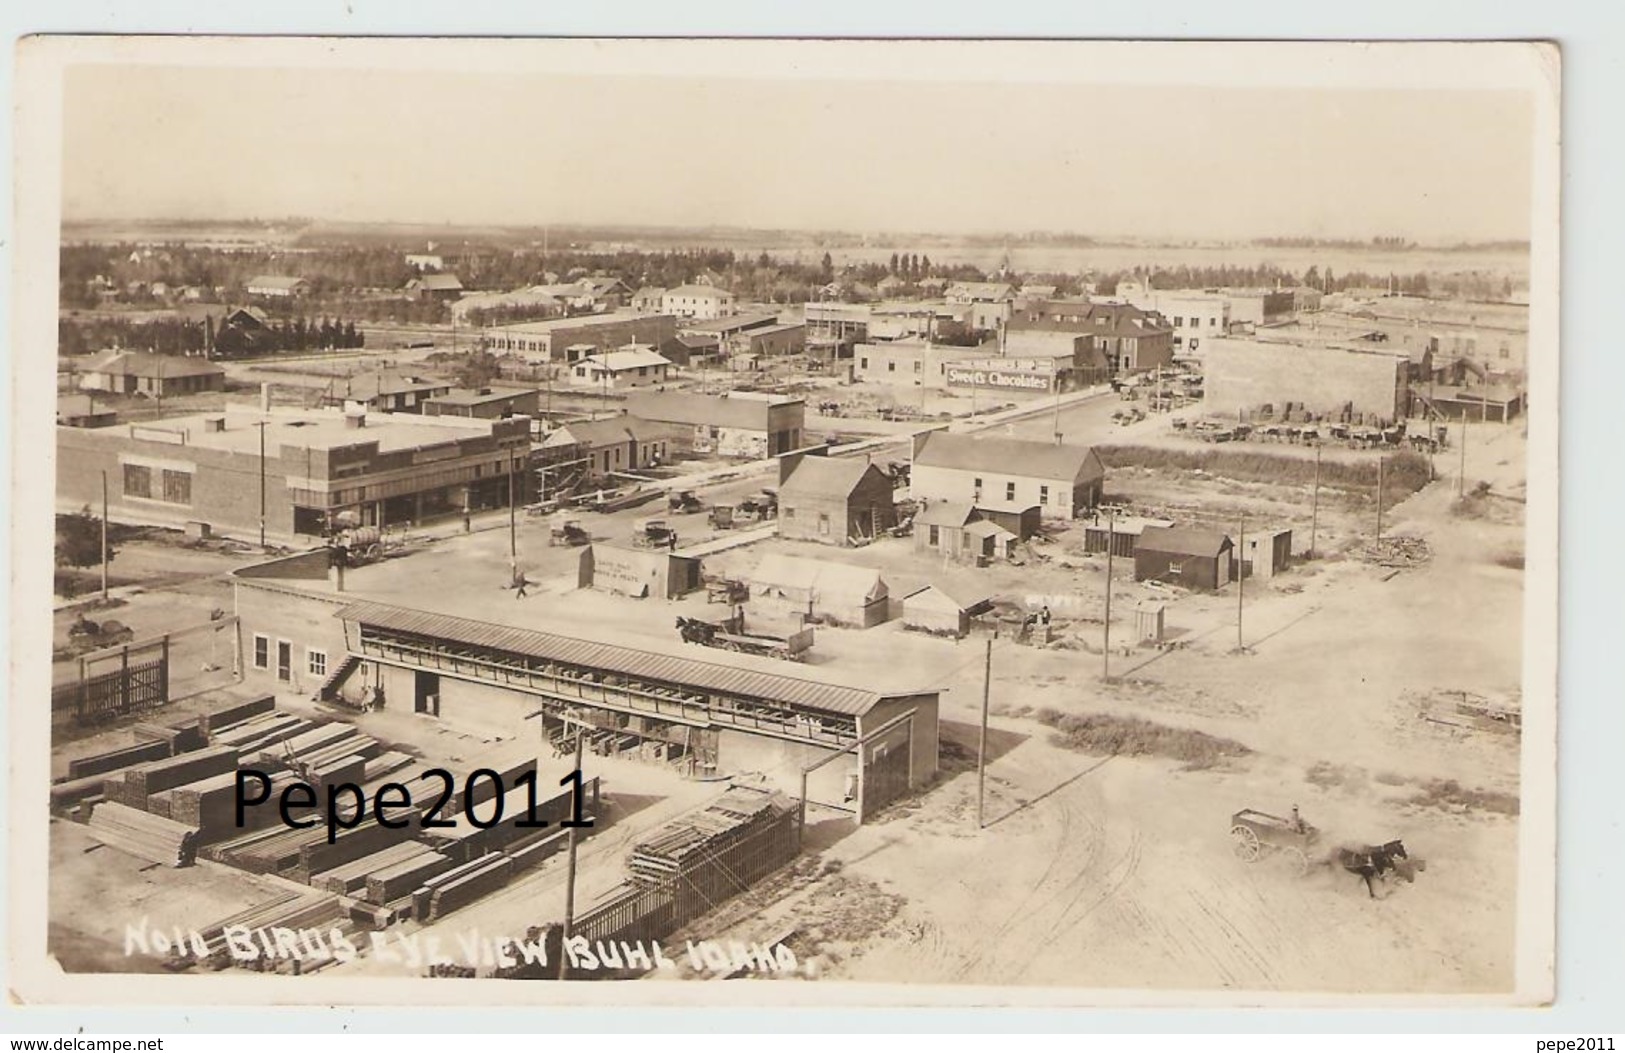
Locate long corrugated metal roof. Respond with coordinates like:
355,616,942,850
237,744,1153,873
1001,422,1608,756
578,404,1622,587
333,600,893,717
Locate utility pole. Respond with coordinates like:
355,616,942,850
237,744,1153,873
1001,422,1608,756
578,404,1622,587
1376,455,1386,541
1458,410,1468,497
1236,515,1246,652
555,729,586,980
1102,507,1114,681
256,420,268,550
1309,446,1322,559
508,447,519,585
100,471,110,601
976,637,992,828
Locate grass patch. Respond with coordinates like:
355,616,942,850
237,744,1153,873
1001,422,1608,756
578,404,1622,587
1033,708,1251,770
1098,445,1432,505
1406,778,1519,816
1305,761,1367,790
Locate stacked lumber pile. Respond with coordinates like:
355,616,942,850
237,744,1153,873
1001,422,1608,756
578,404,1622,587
310,841,428,895
363,849,453,906
256,722,378,773
133,721,206,754
628,786,788,885
146,790,176,820
411,854,515,922
209,815,327,873
291,812,421,885
87,801,199,866
190,891,352,973
170,769,300,841
211,713,312,753
66,740,173,780
1356,536,1433,567
415,779,562,865
102,746,239,809
197,693,276,738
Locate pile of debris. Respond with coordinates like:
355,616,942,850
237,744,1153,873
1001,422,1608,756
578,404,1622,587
1355,536,1432,568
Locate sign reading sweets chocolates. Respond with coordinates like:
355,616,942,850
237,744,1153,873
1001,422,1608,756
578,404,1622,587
945,358,1057,392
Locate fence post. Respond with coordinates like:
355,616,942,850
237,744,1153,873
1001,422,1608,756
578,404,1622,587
120,645,130,717
160,635,170,705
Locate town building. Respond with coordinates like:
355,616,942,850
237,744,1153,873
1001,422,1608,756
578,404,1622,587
661,285,738,320
78,351,227,399
1203,336,1412,423
537,414,669,482
568,346,672,389
421,386,542,421
481,313,680,364
730,322,805,359
1134,527,1235,591
776,453,898,547
1110,288,1233,359
1222,288,1297,327
749,554,891,629
228,581,937,816
404,273,465,302
899,585,988,639
57,393,119,429
1239,527,1294,580
631,286,665,314
318,371,451,414
57,403,532,539
245,275,309,299
1009,300,1174,374
852,340,992,390
405,253,444,272
910,431,1105,520
911,500,1035,562
624,391,805,459
1081,516,1175,559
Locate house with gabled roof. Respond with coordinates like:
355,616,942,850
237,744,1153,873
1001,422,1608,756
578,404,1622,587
776,453,897,547
910,430,1105,520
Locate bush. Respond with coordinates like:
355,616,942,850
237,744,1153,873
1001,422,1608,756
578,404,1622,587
1033,709,1251,770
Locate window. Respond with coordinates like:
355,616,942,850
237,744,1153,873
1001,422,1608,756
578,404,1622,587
887,362,896,373
253,634,269,670
818,513,830,536
783,507,795,519
307,648,328,678
123,463,153,499
1210,317,1218,327
1040,485,1050,504
860,358,869,370
974,477,983,490
1500,346,1510,360
1005,482,1016,502
929,525,940,546
161,469,192,505
1167,560,1184,576
913,361,922,373
1174,316,1184,327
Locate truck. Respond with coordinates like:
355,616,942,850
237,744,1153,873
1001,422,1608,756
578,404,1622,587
674,614,814,662
632,518,677,549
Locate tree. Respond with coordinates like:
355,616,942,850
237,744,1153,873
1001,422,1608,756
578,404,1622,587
453,349,502,389
56,506,112,569
819,252,834,284
920,254,932,278
889,252,900,276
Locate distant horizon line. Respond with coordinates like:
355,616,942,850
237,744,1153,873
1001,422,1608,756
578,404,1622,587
57,215,1532,251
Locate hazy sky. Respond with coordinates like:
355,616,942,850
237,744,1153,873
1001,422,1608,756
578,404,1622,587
60,52,1537,242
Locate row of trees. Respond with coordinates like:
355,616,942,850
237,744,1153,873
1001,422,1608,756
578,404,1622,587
58,317,209,358
213,316,365,357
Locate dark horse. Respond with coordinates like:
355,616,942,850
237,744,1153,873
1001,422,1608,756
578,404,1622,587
1334,839,1408,899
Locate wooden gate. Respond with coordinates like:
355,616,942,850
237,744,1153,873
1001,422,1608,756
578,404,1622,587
52,645,168,725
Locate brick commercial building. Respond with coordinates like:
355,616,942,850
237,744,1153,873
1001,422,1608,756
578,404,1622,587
78,351,226,399
482,313,680,364
1009,299,1173,374
57,404,532,540
624,391,806,459
777,453,898,546
910,430,1106,520
1203,336,1411,423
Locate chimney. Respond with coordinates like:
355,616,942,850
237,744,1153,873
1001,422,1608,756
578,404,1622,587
259,382,271,412
345,409,367,430
203,415,226,433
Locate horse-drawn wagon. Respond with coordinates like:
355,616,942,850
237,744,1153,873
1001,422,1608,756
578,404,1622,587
1230,806,1320,875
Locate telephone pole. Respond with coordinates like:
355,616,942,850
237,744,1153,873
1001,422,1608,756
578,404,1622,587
976,637,992,829
256,420,268,550
557,729,585,980
1376,455,1386,541
1309,446,1322,559
100,471,110,601
508,447,519,585
1236,516,1246,652
1102,507,1115,681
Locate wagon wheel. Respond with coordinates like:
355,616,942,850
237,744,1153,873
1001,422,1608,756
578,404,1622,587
1230,824,1261,862
1278,845,1311,877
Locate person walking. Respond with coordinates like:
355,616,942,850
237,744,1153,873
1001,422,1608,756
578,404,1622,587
514,571,530,599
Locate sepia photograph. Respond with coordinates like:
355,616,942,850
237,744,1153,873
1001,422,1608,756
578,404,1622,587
8,36,1560,1008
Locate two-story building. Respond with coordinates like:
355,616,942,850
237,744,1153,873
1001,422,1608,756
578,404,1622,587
910,430,1105,520
1009,300,1174,374
661,285,737,320
624,391,806,459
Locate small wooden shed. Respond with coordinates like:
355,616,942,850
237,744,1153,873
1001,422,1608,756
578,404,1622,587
900,585,984,639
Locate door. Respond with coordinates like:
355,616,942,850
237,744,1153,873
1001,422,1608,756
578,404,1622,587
414,670,441,716
275,641,292,683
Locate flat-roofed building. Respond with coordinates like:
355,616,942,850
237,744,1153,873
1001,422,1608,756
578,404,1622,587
624,391,805,459
422,386,542,421
1203,336,1411,423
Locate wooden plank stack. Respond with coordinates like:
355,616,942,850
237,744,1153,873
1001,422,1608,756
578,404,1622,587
66,740,173,780
87,801,199,867
363,850,453,906
212,713,314,753
133,721,206,754
102,746,239,809
309,841,429,894
411,854,515,922
628,786,787,885
197,693,276,738
292,812,421,885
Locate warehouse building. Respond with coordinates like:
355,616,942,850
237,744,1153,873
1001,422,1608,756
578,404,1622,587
910,431,1105,520
58,403,532,539
422,386,542,421
568,347,672,389
481,313,679,364
536,414,669,482
624,391,805,459
319,371,451,414
777,454,897,546
229,574,939,817
1203,336,1411,423
1134,527,1235,591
